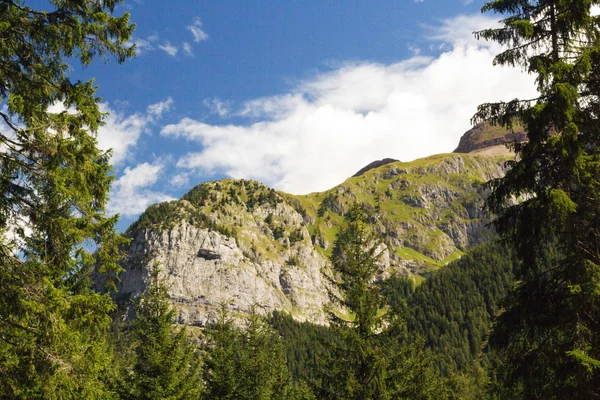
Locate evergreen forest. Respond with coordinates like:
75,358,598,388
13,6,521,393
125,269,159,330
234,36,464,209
1,0,600,399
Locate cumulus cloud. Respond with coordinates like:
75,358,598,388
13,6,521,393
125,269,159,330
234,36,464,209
98,98,174,164
187,17,209,42
108,161,174,217
9,98,176,218
161,14,538,194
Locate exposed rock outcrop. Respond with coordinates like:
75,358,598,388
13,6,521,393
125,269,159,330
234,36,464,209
120,221,331,326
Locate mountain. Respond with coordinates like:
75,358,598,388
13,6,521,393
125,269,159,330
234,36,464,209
116,152,507,326
454,121,526,155
352,158,398,177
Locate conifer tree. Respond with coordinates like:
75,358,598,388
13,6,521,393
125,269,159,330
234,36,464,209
202,304,314,400
0,1,134,397
318,204,445,399
473,1,600,397
115,268,203,400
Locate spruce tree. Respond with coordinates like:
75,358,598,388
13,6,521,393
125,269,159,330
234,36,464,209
116,268,203,400
202,304,314,400
318,204,445,400
474,1,600,397
201,304,240,400
0,1,134,397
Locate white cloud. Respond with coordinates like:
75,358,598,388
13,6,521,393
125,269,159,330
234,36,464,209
161,14,538,194
132,38,153,54
127,21,209,58
158,41,178,56
47,101,77,115
127,34,159,55
408,44,421,55
183,42,193,56
187,17,209,42
202,97,231,117
108,161,174,217
7,98,171,166
98,98,174,164
3,214,32,254
170,172,191,188
426,13,499,44
97,106,148,164
147,97,174,118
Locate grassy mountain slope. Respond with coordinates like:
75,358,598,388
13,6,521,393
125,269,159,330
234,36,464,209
129,153,508,276
282,153,507,272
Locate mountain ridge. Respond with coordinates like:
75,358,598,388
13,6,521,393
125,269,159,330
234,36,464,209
352,158,399,177
453,121,526,153
116,152,508,326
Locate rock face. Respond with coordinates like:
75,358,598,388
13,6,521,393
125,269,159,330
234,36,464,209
117,153,508,325
454,121,526,153
120,196,334,326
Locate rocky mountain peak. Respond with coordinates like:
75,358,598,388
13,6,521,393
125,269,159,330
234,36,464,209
353,158,399,177
454,121,526,154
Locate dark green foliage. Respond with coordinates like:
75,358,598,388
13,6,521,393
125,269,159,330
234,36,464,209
183,185,211,206
183,180,283,221
265,213,274,226
256,188,281,206
381,276,417,310
289,229,304,245
402,242,516,376
269,311,343,381
0,1,133,397
272,241,519,398
129,200,236,238
227,187,239,204
474,1,600,397
202,305,314,400
273,226,285,240
110,269,202,399
327,205,385,333
127,201,185,232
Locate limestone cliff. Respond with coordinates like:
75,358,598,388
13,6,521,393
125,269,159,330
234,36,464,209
117,153,508,325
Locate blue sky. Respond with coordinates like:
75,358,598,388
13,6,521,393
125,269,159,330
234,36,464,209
68,0,539,230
